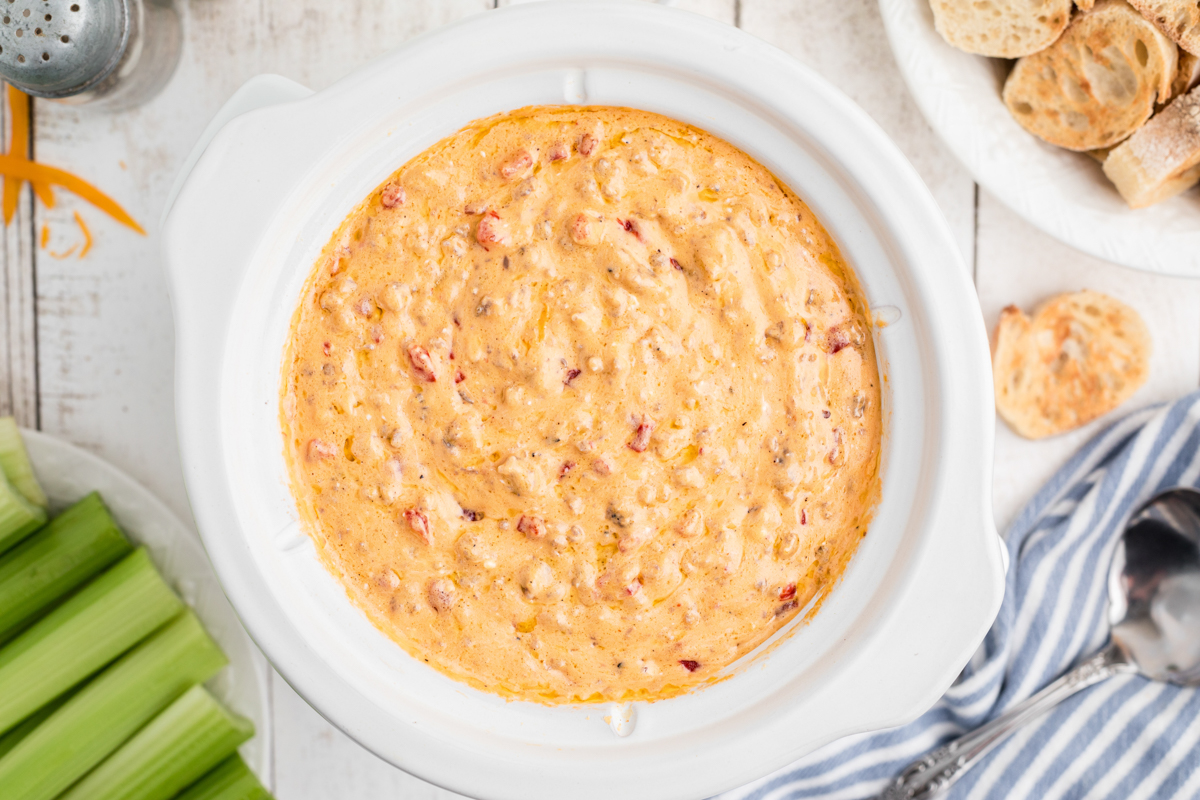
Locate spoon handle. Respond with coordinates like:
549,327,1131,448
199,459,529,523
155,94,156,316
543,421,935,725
879,643,1134,800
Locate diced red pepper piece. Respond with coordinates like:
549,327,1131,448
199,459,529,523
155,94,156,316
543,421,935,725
381,183,406,208
828,326,851,354
476,211,509,247
306,439,336,461
517,515,546,540
500,150,533,180
628,420,655,453
408,345,437,382
403,509,432,545
679,660,700,672
618,218,644,241
571,213,592,245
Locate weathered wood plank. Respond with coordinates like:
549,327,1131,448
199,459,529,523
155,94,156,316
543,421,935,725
0,89,37,428
975,190,1200,533
738,0,977,269
272,673,474,799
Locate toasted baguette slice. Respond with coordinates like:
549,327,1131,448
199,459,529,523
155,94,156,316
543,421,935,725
930,0,1073,58
1003,0,1178,151
1128,0,1200,55
993,291,1151,439
1171,49,1200,99
1078,0,1096,9
1104,84,1200,206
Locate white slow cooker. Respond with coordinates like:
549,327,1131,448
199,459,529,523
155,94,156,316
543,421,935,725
162,3,1006,798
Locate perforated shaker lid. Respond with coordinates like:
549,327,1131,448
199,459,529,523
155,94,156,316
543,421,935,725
0,0,129,98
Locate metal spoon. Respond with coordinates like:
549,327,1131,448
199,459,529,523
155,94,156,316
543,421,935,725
881,487,1200,800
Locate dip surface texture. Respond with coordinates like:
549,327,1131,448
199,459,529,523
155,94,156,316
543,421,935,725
282,106,882,703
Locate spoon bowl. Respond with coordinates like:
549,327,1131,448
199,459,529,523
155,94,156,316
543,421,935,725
1110,488,1200,685
884,487,1200,799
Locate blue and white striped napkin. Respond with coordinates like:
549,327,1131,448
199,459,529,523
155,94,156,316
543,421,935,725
720,392,1200,800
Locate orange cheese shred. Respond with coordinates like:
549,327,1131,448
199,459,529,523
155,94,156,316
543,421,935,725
3,88,54,215
39,223,48,248
74,210,91,258
0,155,145,235
32,180,54,208
3,86,28,225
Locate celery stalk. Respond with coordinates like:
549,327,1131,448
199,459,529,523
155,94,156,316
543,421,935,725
0,612,227,800
0,492,131,643
0,548,182,735
0,417,46,508
0,470,46,556
59,684,253,800
0,690,73,761
175,755,272,800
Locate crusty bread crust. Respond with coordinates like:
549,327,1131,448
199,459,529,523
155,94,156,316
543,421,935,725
1003,0,1178,151
1078,0,1097,9
1104,84,1200,206
993,290,1151,439
930,0,1073,58
1171,49,1200,99
1128,0,1200,55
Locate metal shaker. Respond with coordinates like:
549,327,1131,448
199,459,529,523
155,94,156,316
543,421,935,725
0,0,181,109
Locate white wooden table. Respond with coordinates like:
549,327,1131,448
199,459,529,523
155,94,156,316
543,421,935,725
3,0,1198,796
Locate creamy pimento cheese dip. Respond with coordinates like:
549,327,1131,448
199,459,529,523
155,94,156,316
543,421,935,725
282,106,882,703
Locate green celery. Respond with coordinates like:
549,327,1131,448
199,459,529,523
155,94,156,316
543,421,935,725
0,548,182,735
0,612,227,800
0,492,132,644
0,469,46,556
0,417,46,508
175,754,272,800
0,690,73,761
59,684,253,800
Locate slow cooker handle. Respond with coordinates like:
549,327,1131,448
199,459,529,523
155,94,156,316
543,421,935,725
161,74,314,227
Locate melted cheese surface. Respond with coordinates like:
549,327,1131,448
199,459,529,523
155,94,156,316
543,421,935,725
282,106,882,703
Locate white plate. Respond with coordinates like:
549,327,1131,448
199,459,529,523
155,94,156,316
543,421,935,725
21,429,272,780
879,0,1200,276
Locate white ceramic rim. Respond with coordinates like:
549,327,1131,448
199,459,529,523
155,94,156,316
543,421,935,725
878,0,1200,277
163,3,1005,798
20,429,273,781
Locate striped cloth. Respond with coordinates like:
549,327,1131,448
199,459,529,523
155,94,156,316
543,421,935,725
720,393,1200,800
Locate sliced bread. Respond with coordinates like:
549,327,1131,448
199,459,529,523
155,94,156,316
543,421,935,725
1104,84,1200,206
1003,0,1178,151
1171,48,1200,99
993,290,1151,440
1128,0,1200,55
930,0,1073,58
